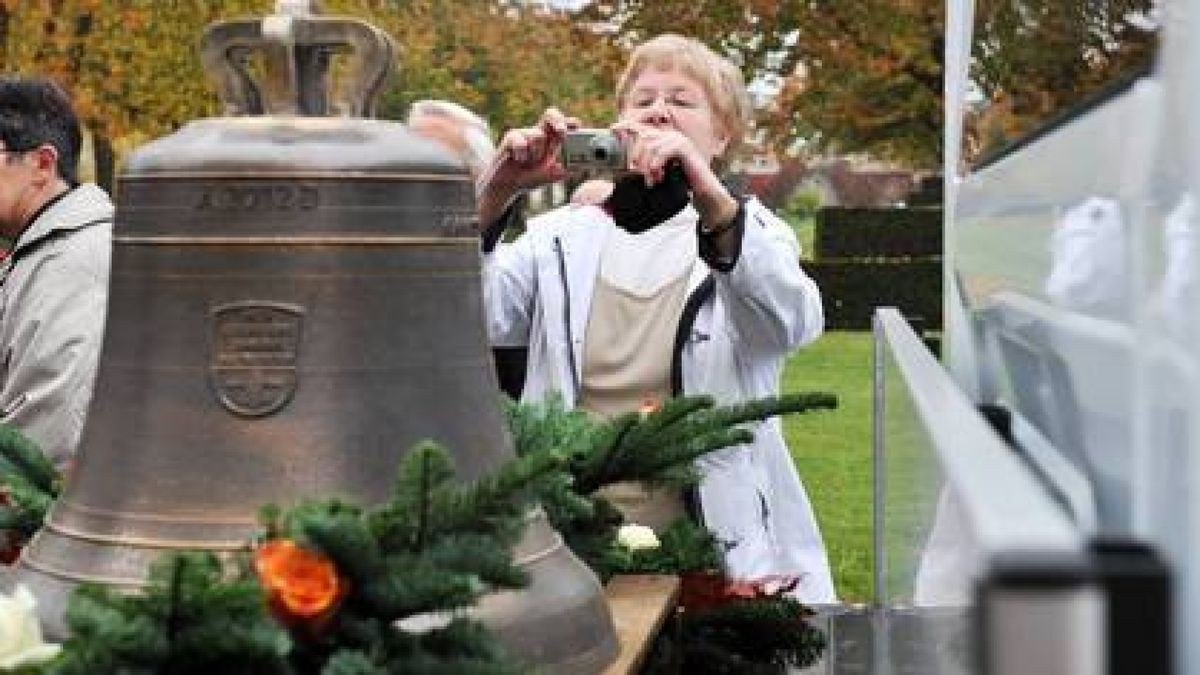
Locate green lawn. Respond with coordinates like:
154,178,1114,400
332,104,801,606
782,330,873,602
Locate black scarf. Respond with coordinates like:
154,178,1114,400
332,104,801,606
602,161,691,234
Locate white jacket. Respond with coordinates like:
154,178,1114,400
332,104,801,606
0,184,113,466
483,199,837,602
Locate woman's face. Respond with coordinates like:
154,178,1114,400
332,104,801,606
619,66,729,161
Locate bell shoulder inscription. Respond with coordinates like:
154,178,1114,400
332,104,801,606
196,184,320,212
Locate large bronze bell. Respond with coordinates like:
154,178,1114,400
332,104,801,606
13,2,617,671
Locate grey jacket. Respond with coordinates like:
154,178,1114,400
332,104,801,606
0,184,113,465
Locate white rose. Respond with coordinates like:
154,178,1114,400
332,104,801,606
616,524,660,551
0,585,60,671
395,610,458,634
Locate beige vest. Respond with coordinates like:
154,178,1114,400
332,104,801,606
578,220,697,530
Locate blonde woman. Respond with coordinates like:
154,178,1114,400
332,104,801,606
476,35,834,603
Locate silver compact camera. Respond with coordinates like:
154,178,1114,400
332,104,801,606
560,129,627,173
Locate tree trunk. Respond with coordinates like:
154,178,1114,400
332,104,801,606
0,9,9,67
94,133,115,194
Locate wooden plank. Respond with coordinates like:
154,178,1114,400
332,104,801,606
603,574,681,675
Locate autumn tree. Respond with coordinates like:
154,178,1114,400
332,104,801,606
778,0,941,169
335,0,624,134
2,0,627,185
0,0,267,189
578,0,943,169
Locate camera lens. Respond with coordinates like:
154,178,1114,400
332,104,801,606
592,147,609,161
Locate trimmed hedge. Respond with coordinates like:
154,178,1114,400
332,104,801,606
815,206,942,259
804,259,942,330
907,175,943,207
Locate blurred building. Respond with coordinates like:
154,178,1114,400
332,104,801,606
732,150,922,209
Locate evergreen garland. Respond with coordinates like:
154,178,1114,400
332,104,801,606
643,596,828,675
0,425,61,541
47,552,292,675
505,392,837,673
3,439,549,675
504,392,838,578
0,389,837,674
256,440,556,674
590,519,723,579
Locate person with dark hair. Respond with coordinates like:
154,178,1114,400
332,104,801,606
0,75,112,466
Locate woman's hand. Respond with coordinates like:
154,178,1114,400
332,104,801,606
477,108,580,226
612,121,739,228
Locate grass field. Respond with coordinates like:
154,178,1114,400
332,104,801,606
782,330,874,602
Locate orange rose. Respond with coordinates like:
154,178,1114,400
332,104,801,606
254,539,343,622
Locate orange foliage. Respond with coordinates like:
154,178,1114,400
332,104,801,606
2,0,625,174
579,0,944,168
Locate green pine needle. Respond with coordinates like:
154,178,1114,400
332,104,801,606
0,423,60,493
0,423,62,539
6,391,836,675
53,552,292,675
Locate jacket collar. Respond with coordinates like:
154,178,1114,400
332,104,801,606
11,183,114,258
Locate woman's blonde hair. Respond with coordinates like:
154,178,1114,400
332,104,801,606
615,34,752,159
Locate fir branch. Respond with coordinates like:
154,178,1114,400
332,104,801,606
321,650,381,675
632,393,837,469
594,519,724,579
40,392,836,675
353,554,484,620
681,597,827,670
366,441,557,555
0,423,62,539
293,504,387,582
504,390,837,675
423,533,528,590
424,449,563,544
46,432,552,674
503,392,837,560
58,585,169,668
0,423,60,493
389,441,458,551
0,494,49,534
576,393,836,493
53,552,293,675
659,639,785,675
571,413,639,494
628,428,755,488
417,445,436,551
617,396,715,452
504,396,595,462
261,442,544,673
168,621,296,674
697,393,839,429
166,555,185,644
528,471,593,526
